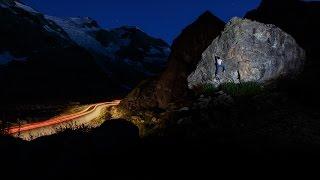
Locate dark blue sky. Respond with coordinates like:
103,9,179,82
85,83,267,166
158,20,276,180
24,0,261,44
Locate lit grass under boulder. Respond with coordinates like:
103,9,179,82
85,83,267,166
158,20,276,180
197,82,264,97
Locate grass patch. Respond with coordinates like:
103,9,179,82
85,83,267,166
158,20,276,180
220,82,264,97
194,82,264,97
193,84,219,95
202,84,219,94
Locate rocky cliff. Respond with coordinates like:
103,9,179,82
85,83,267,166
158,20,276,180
118,11,226,114
188,18,305,88
154,11,226,108
113,11,225,135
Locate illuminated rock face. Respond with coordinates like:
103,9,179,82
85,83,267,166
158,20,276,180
188,17,305,88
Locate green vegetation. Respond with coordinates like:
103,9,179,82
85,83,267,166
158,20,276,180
220,82,264,97
196,82,264,97
202,84,219,94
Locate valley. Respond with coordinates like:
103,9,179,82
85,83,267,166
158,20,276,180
1,0,320,178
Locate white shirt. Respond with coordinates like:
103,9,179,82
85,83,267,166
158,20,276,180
217,58,223,65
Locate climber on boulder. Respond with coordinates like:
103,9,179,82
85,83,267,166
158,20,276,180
214,56,226,80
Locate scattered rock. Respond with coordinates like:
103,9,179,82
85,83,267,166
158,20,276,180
193,96,212,109
177,119,184,125
176,117,192,125
151,117,158,123
144,111,154,117
131,116,141,121
179,107,190,111
211,92,234,107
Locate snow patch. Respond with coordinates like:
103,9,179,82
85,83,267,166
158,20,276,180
15,1,39,14
68,17,99,32
163,47,171,55
119,38,131,47
0,51,13,64
147,46,171,56
70,17,91,25
0,51,27,65
105,43,120,53
123,58,144,70
115,28,128,37
0,3,8,8
122,25,145,33
45,15,108,56
148,47,162,55
43,25,55,33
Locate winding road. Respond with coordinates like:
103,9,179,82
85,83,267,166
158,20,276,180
6,100,121,139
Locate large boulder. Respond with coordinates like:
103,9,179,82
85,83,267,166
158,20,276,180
188,17,305,88
245,0,320,65
244,0,320,101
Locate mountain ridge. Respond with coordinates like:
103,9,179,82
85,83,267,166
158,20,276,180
0,0,170,103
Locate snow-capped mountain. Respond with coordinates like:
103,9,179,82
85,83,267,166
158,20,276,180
43,15,170,76
0,0,170,74
0,0,170,102
44,15,110,56
1,0,73,60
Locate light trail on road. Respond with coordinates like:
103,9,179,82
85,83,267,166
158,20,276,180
6,100,121,135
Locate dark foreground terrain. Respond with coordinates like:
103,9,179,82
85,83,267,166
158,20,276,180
1,118,320,179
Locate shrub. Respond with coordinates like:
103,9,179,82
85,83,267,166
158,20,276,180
192,82,263,97
220,82,264,97
203,84,219,94
192,84,219,95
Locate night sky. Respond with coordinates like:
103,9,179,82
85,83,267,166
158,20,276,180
24,0,261,43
